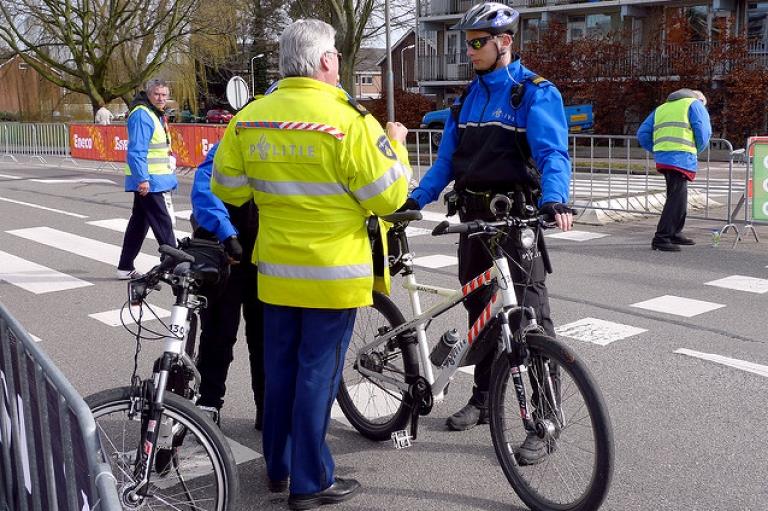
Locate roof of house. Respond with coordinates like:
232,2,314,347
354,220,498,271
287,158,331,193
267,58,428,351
355,48,386,73
375,29,415,66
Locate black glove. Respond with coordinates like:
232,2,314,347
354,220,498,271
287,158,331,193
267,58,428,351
539,202,575,221
396,197,420,212
223,236,243,262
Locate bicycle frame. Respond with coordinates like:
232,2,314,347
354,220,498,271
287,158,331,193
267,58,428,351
355,232,536,399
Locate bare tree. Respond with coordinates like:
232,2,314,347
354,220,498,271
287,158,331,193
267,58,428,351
0,0,206,114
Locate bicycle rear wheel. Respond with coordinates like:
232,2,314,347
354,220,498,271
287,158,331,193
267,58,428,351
336,291,419,441
87,387,238,510
489,333,614,511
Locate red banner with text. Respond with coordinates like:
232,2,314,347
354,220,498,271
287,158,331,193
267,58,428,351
68,123,226,167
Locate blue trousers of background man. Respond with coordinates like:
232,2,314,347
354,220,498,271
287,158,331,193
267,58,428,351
118,191,176,271
262,304,356,495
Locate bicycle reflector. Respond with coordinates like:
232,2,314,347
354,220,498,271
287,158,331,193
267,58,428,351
519,228,535,250
129,280,148,306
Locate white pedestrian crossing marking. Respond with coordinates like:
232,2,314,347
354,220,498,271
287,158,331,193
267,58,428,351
630,295,725,317
174,209,192,220
419,211,460,224
0,196,88,218
0,173,21,179
705,275,768,294
546,230,608,242
556,317,646,346
6,226,158,272
405,226,432,237
88,304,171,327
675,348,768,378
29,334,42,343
87,218,190,240
0,250,92,294
30,178,116,185
413,254,458,269
458,365,475,375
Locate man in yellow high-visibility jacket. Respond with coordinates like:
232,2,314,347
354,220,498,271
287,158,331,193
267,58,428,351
211,19,410,510
638,88,711,251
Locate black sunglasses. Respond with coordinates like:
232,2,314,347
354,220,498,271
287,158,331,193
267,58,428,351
466,35,496,50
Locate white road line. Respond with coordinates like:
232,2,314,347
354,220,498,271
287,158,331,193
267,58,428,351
413,254,458,268
174,209,192,220
30,178,116,185
0,173,21,179
630,295,725,317
6,226,158,272
419,211,460,224
87,218,190,240
546,230,609,242
556,317,647,346
0,250,92,294
0,196,88,218
29,334,42,343
675,348,768,378
88,304,171,327
704,275,768,294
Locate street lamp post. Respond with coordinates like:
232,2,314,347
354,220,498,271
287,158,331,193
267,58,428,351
385,0,395,121
250,53,265,96
400,44,415,91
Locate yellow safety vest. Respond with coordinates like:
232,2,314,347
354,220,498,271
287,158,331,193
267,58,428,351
124,104,172,176
211,77,411,309
652,97,697,155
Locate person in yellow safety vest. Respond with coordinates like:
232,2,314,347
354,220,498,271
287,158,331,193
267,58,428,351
211,19,410,510
637,88,712,252
117,78,178,279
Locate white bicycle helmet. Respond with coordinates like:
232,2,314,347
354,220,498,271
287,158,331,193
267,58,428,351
450,2,520,35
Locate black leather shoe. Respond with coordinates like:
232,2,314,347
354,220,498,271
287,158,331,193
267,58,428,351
254,409,263,431
288,478,361,510
651,240,681,252
445,402,489,431
268,478,289,493
670,235,695,245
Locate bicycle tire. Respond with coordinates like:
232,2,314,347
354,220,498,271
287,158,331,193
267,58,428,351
86,387,239,510
489,333,614,511
336,291,420,441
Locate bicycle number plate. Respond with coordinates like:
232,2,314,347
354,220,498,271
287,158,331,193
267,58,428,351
391,430,412,449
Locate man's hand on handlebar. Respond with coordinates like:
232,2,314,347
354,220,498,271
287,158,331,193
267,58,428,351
396,197,420,212
539,202,574,232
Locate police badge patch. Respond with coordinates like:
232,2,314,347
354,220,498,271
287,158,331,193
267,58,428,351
377,135,397,160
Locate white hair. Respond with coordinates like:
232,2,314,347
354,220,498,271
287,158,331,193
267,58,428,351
145,78,169,93
692,90,707,107
279,19,336,78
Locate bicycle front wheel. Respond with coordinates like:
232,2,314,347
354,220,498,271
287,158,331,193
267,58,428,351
87,387,239,510
489,333,614,511
337,291,420,441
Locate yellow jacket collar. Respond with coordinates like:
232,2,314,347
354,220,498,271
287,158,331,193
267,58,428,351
277,77,347,99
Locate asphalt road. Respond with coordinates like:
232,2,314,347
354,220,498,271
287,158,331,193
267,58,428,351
1,159,767,511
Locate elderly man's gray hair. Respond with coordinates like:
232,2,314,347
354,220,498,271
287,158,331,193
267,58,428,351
279,19,337,78
145,78,169,93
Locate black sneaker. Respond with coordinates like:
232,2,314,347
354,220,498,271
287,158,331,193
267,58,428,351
515,432,557,466
445,402,489,431
197,405,221,427
288,477,361,510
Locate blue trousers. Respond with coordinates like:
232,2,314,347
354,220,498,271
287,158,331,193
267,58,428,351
262,304,356,495
118,191,176,270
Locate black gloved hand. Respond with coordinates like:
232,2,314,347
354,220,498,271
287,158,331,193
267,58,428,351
539,202,575,222
396,197,420,212
223,236,243,262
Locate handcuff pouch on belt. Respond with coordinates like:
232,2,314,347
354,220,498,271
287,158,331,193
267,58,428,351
451,188,538,220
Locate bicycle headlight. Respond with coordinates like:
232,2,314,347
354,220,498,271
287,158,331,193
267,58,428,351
520,228,536,250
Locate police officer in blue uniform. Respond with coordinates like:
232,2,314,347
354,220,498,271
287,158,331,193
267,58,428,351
401,2,574,465
190,143,265,429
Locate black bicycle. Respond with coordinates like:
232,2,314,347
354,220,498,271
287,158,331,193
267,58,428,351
86,245,238,510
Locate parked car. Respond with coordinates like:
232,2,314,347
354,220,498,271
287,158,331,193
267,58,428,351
420,103,595,149
205,108,233,124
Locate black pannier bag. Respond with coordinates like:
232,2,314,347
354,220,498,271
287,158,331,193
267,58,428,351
176,236,231,297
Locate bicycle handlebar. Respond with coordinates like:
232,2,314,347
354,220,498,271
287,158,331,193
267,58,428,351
431,216,550,237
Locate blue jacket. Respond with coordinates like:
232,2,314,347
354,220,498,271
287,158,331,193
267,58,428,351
124,93,178,192
636,99,712,173
411,58,571,208
191,144,238,242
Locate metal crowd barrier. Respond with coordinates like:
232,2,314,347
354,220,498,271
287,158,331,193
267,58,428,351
0,302,120,510
0,122,71,165
407,131,741,226
728,138,768,246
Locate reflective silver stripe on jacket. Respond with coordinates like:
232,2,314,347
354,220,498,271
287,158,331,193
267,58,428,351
147,157,170,165
653,121,691,131
249,178,347,196
353,161,407,202
148,143,169,149
459,121,526,132
259,262,372,280
653,136,696,148
212,167,249,188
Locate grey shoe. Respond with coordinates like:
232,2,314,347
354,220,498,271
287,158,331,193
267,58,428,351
197,405,221,427
445,402,489,431
516,432,557,465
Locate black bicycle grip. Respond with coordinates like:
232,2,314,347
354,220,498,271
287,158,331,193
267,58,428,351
159,244,195,264
432,220,473,236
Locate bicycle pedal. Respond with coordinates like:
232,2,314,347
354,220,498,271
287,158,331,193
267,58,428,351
391,430,412,449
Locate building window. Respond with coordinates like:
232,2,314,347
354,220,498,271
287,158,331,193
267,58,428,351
522,18,540,48
666,6,709,42
18,61,28,70
568,13,616,41
567,16,585,41
360,75,373,85
748,2,768,42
